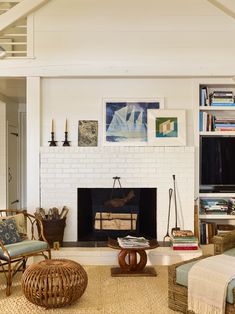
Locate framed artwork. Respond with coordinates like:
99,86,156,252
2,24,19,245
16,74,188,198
103,98,164,145
147,109,186,146
78,120,98,146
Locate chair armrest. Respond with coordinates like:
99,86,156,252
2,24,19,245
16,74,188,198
25,212,48,243
0,239,10,259
213,231,235,255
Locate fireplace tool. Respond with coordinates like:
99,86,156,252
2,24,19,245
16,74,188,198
171,174,180,234
163,188,173,243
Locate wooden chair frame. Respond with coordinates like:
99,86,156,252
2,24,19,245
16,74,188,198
0,209,51,296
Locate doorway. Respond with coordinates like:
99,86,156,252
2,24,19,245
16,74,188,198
7,125,19,209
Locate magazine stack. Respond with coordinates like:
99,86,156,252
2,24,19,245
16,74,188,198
170,230,198,250
200,198,228,215
117,235,149,248
228,198,235,215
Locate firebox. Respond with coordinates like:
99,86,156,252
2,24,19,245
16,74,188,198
77,188,157,241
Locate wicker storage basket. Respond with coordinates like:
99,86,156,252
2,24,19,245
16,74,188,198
40,218,66,247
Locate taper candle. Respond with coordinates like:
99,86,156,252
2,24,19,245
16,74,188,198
51,119,54,133
65,119,68,132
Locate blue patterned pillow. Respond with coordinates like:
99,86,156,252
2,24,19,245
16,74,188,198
0,218,22,245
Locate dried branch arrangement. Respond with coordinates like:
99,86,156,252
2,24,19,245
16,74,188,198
35,206,69,220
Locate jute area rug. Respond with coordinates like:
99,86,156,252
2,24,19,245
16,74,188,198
0,265,179,314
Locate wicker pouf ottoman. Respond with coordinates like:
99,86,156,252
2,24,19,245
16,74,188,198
21,259,88,308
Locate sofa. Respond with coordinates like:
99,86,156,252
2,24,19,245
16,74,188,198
168,231,235,313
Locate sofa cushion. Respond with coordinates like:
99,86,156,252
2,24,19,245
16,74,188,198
0,239,49,261
0,218,22,245
224,248,235,256
176,258,235,304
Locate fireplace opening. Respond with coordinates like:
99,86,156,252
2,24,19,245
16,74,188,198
77,188,157,241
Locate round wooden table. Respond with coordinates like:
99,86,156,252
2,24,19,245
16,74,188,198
108,238,159,277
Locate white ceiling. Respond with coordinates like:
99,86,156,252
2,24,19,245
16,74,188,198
0,77,26,103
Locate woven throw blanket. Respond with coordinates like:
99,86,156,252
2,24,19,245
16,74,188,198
188,254,235,314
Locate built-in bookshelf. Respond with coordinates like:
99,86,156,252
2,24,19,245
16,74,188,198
198,83,235,244
199,85,235,133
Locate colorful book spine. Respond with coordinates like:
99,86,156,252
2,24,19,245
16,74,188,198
173,246,198,250
211,103,235,106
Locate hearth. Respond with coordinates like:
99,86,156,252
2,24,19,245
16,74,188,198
77,188,157,241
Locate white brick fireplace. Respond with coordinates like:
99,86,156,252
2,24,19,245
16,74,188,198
40,146,195,242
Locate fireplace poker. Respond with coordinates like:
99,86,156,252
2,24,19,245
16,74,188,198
171,174,180,234
163,188,173,244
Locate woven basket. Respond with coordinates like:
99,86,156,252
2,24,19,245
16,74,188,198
22,259,88,308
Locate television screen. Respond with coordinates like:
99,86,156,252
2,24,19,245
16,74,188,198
200,136,235,191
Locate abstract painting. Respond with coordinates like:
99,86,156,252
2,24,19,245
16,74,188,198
147,109,186,146
78,120,98,146
156,117,178,138
103,98,164,145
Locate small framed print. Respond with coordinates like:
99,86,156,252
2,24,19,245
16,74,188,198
147,109,186,146
78,120,98,146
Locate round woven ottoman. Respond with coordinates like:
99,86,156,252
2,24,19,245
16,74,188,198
21,259,88,308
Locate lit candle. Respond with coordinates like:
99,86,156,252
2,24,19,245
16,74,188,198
65,119,68,132
51,119,54,133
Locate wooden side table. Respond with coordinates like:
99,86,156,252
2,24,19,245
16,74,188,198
108,238,159,277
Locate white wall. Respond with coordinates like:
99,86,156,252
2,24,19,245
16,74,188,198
40,146,194,242
40,77,196,241
41,78,194,146
0,100,6,208
1,0,235,76
30,0,235,75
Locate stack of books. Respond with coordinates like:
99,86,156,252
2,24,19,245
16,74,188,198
210,91,235,106
214,117,235,131
200,198,228,215
217,224,235,235
170,230,198,250
199,113,235,132
199,112,215,131
117,235,149,248
228,198,235,214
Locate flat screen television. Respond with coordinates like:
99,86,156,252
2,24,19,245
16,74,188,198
200,136,235,193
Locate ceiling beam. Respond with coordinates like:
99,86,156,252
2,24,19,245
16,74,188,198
0,0,49,33
207,0,235,19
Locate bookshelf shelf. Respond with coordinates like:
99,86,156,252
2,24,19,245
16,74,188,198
199,106,235,111
199,193,235,198
199,131,235,136
199,215,235,220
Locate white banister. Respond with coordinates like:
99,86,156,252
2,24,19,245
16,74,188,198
0,0,49,33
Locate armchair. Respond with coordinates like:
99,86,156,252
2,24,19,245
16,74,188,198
0,209,51,296
168,232,235,313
